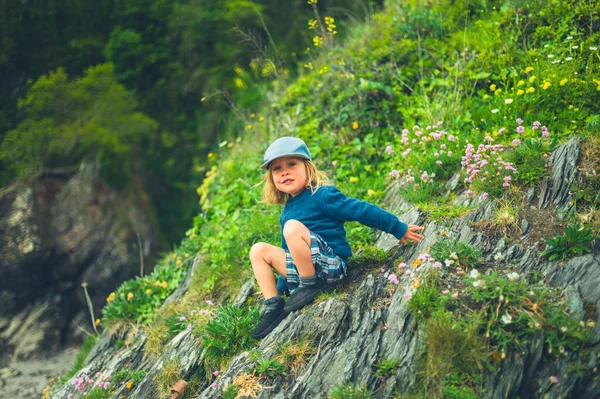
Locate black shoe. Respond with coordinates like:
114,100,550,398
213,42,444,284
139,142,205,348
284,282,328,313
253,304,288,339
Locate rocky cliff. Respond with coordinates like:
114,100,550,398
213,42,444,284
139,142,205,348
0,161,159,361
50,138,599,399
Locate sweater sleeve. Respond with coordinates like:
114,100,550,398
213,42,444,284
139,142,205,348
321,186,408,239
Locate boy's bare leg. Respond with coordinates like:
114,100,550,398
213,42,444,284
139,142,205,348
250,243,287,299
282,220,315,278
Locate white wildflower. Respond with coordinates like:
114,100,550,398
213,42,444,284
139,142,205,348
507,272,520,281
501,313,513,324
469,269,480,278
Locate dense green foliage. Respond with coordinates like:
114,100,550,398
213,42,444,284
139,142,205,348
0,0,381,242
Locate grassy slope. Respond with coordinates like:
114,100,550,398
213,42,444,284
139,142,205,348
90,0,600,395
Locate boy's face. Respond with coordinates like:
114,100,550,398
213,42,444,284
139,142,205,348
270,156,308,197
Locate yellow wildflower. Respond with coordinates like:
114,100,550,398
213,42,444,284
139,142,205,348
126,381,134,389
525,66,534,73
95,318,101,325
208,152,214,158
542,81,551,90
107,292,116,303
492,131,499,137
526,87,535,93
161,281,169,289
489,84,496,91
250,113,255,118
560,78,568,85
412,279,421,289
319,65,329,74
127,292,134,301
304,62,313,70
349,177,359,183
367,189,375,196
482,94,489,99
308,19,317,29
245,124,252,129
176,258,182,266
307,0,317,4
517,80,525,86
312,36,324,47
351,122,359,130
528,75,536,83
494,88,502,95
146,289,152,294
412,259,422,268
236,136,242,142
233,78,246,89
517,89,525,95
259,116,264,122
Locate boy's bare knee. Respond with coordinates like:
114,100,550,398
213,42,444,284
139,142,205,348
250,242,268,261
283,219,308,241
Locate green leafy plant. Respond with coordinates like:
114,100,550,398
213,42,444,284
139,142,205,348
222,384,241,399
101,254,190,325
112,369,146,385
510,137,551,185
408,284,448,318
201,304,260,368
373,358,400,378
541,222,596,260
85,388,112,399
251,358,286,378
329,383,373,399
430,239,482,271
468,271,593,355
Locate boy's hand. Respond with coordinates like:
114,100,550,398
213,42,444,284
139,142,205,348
400,225,424,245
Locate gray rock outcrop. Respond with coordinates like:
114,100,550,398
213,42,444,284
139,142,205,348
0,161,159,361
52,138,599,399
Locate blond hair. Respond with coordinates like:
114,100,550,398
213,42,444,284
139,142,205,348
261,158,329,204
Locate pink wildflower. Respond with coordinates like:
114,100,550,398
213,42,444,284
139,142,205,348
516,118,523,124
398,262,407,269
180,316,186,321
512,139,521,146
390,169,399,177
433,262,442,269
517,126,525,134
542,131,549,138
206,300,214,306
549,376,559,384
404,291,413,300
385,145,393,155
482,193,488,199
213,370,220,376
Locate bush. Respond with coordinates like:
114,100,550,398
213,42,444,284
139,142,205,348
201,304,260,368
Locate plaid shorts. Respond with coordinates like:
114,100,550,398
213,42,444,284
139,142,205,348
284,232,347,293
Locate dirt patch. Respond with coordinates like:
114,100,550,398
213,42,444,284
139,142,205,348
518,205,564,251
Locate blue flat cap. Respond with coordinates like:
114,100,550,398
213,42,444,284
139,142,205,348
261,137,312,169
